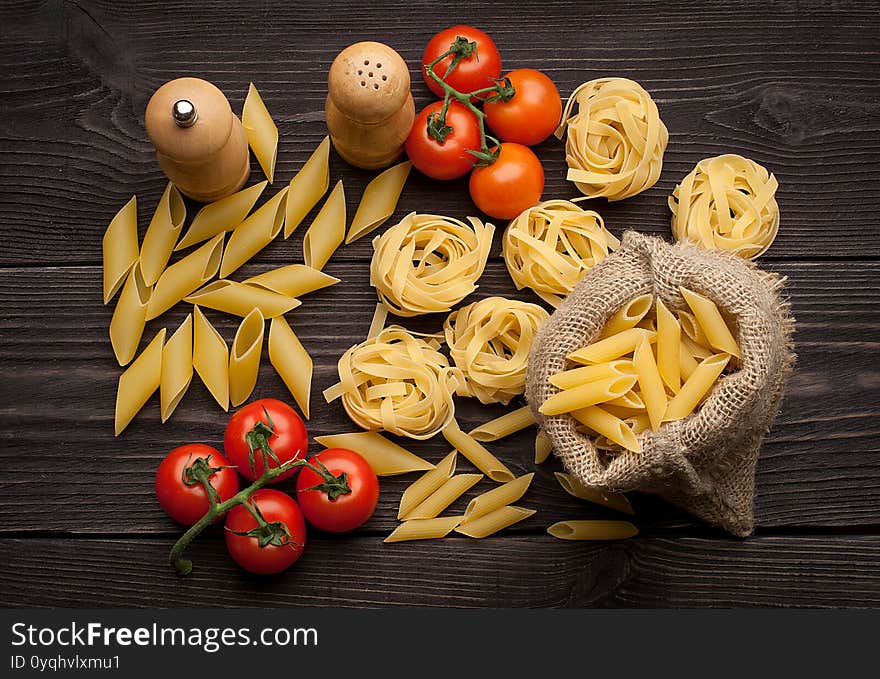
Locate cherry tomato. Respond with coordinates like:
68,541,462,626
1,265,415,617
224,398,308,483
296,448,380,533
224,489,306,575
484,69,562,146
155,444,240,526
405,100,481,180
469,143,545,219
422,25,502,99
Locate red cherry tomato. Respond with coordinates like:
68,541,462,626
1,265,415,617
224,489,307,575
223,398,308,483
422,25,502,99
296,448,380,533
405,100,481,180
469,143,545,220
484,69,563,146
155,444,240,526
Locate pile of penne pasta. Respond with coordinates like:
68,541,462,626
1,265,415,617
540,287,741,453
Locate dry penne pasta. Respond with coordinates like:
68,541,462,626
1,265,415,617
383,516,463,543
553,472,634,514
549,360,634,390
313,431,434,476
469,406,535,442
442,420,515,483
268,316,312,418
184,280,300,318
571,405,640,453
140,182,186,286
192,306,229,411
286,136,331,237
456,506,536,538
679,342,700,380
115,328,165,436
679,287,742,358
655,298,681,392
682,335,713,361
219,187,288,278
534,429,553,464
228,308,265,407
303,180,345,271
146,233,224,320
664,353,730,422
567,328,655,364
404,473,483,520
598,294,653,338
397,452,457,519
632,335,666,431
547,520,638,540
102,195,139,304
160,314,193,422
539,373,637,416
109,261,151,366
346,160,412,244
242,83,278,183
605,389,645,409
244,264,339,298
176,181,267,251
677,310,709,347
464,473,534,521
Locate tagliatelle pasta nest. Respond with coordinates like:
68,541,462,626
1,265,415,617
444,296,549,405
323,325,460,440
669,154,780,259
503,199,620,307
370,212,494,316
555,77,668,201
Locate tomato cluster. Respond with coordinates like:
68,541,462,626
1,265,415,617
155,398,379,575
406,25,562,220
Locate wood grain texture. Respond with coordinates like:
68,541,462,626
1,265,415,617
1,534,877,608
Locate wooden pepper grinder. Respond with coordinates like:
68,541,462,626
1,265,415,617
145,77,250,203
325,42,415,169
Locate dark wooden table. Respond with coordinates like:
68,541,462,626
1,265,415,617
1,0,878,608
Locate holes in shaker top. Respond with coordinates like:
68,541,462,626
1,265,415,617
361,81,366,87
374,83,379,89
382,75,387,81
357,69,363,75
364,59,370,65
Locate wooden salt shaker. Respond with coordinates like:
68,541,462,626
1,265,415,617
145,77,250,203
325,42,415,169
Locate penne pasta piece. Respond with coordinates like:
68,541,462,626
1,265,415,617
571,405,641,453
268,316,312,418
442,420,515,483
102,195,139,304
547,520,638,541
605,389,645,409
598,294,653,338
115,328,165,436
383,516,463,543
285,136,331,237
176,181,267,251
346,161,412,244
632,335,666,431
549,360,634,390
464,473,534,521
242,83,278,183
184,280,300,318
539,374,638,416
146,233,224,320
244,264,339,298
455,505,536,538
679,341,699,380
677,310,709,347
655,298,681,392
219,187,289,278
192,306,229,411
303,180,346,271
636,316,657,332
602,403,640,419
534,430,553,464
109,261,151,366
567,328,655,364
625,413,652,435
680,287,742,358
683,335,713,360
313,431,434,476
664,353,730,422
160,314,193,422
228,308,265,407
404,473,483,520
553,472,634,514
398,452,457,519
140,182,186,286
469,406,535,442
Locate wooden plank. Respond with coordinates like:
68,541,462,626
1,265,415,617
1,1,878,264
0,261,876,531
1,534,877,608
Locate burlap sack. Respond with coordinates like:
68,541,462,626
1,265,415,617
525,231,795,536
